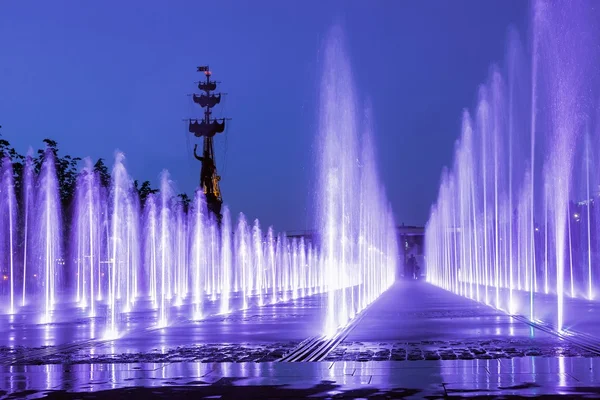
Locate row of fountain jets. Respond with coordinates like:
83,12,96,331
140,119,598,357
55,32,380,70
0,27,398,338
426,0,600,332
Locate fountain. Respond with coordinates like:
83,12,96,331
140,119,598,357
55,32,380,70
0,156,17,314
0,148,330,336
34,150,63,324
72,158,101,316
0,25,397,340
0,146,336,336
317,25,398,336
21,155,34,308
426,0,600,332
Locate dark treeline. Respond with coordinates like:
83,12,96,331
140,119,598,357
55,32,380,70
0,136,192,210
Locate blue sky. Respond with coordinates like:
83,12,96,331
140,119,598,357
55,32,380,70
0,1,528,231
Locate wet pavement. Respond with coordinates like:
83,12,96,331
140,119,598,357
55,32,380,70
440,282,600,339
3,281,600,398
326,281,590,362
0,292,327,349
347,281,553,343
5,358,600,398
0,295,327,366
325,338,596,362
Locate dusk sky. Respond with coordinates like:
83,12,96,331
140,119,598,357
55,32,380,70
0,1,528,232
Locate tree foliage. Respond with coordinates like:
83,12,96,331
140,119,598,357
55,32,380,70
134,179,159,207
0,134,188,209
178,193,191,212
33,139,82,206
93,158,111,188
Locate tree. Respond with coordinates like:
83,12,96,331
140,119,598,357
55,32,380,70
134,180,159,207
0,134,26,196
93,158,111,188
0,135,191,212
35,139,81,207
178,193,191,212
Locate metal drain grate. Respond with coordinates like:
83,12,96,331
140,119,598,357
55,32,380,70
279,300,373,362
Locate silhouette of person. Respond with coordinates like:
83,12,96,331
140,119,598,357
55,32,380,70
414,257,420,280
407,254,415,280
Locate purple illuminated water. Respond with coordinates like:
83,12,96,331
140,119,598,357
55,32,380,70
0,150,330,337
317,26,397,336
0,156,17,314
426,0,600,332
0,26,396,339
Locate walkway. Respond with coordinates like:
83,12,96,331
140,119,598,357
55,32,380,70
3,282,600,398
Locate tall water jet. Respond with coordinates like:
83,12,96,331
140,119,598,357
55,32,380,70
36,150,63,323
21,155,34,307
276,234,288,302
358,110,378,310
584,132,593,299
267,227,276,304
208,219,218,302
1,156,17,313
127,190,141,307
174,202,187,306
157,170,175,327
144,193,158,308
219,206,232,314
72,159,102,316
317,25,360,335
426,0,600,333
282,235,291,301
252,219,265,306
317,25,397,336
104,152,139,336
235,214,251,309
298,237,307,298
535,0,599,330
190,188,207,319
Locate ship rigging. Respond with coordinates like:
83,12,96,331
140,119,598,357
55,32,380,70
188,65,229,222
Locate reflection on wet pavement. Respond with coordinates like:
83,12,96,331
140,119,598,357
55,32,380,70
4,359,600,398
326,338,596,361
0,294,329,350
3,282,600,398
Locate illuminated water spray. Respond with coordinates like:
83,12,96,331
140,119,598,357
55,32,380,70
317,25,397,336
426,0,600,333
1,156,17,314
0,29,397,338
21,155,34,307
37,150,62,324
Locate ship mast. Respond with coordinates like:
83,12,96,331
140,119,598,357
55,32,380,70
188,65,227,223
